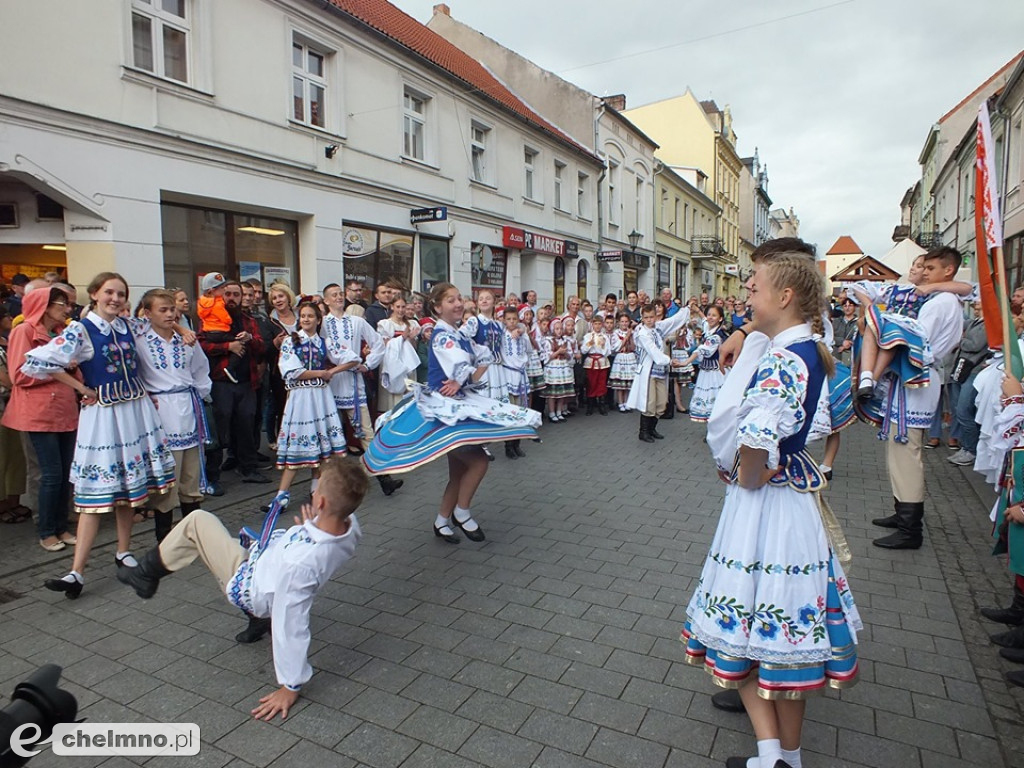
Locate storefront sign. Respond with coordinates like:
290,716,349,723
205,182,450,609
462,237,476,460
564,240,579,258
264,266,292,288
471,243,508,295
501,226,566,257
623,252,650,270
597,250,622,263
411,206,448,224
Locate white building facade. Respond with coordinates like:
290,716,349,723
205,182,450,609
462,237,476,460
0,0,603,307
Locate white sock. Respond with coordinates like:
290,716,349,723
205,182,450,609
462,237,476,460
757,739,782,768
453,506,479,532
746,758,759,768
310,478,319,493
116,552,138,567
858,372,874,387
819,464,831,474
434,514,452,531
62,571,84,585
780,747,802,768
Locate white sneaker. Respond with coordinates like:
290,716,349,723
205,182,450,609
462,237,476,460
947,449,976,466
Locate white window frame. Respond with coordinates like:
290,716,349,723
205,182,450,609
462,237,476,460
291,35,330,130
553,160,567,211
577,171,590,219
470,120,491,184
608,159,620,227
403,86,431,163
524,146,540,202
130,0,192,84
635,175,645,233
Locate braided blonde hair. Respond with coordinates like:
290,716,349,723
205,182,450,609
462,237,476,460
762,254,835,377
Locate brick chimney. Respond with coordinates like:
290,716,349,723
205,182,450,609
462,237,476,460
604,94,626,111
433,3,450,16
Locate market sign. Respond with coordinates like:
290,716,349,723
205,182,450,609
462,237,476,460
502,226,567,257
411,206,447,223
597,250,622,263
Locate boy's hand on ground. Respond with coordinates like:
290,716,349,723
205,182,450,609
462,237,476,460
251,686,299,721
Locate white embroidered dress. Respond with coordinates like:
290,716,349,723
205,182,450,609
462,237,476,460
321,313,384,411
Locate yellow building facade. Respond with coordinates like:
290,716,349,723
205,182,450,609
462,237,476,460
653,162,722,302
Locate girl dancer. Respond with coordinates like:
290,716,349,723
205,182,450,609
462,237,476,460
670,324,697,415
682,255,861,768
500,306,531,459
26,273,177,598
521,307,547,403
268,301,353,512
377,295,419,414
682,305,729,423
362,283,540,543
608,314,637,412
541,317,575,422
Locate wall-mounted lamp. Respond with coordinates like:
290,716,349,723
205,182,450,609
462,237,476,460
325,144,339,159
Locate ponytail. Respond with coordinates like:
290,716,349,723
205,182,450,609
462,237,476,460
810,312,836,378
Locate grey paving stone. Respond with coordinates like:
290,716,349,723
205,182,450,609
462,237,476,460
456,689,534,733
336,723,418,768
570,691,647,734
517,708,598,755
343,687,419,729
279,700,361,748
560,661,630,698
456,724,543,768
584,726,670,767
215,720,298,768
397,704,478,752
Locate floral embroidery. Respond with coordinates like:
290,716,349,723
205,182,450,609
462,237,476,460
699,592,828,647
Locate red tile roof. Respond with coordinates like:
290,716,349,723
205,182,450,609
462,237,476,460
825,235,863,255
938,51,1023,124
319,0,600,162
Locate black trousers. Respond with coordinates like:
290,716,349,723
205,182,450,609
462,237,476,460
206,381,258,481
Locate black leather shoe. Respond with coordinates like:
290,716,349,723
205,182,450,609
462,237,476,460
651,424,665,439
44,577,83,600
991,625,1024,648
235,614,271,643
999,647,1024,663
512,441,526,458
872,530,922,549
981,585,1024,625
221,457,239,471
241,471,272,484
377,475,404,496
452,515,486,542
872,513,898,528
1006,670,1024,688
711,689,745,713
117,548,170,599
205,482,225,497
505,443,518,460
433,522,459,543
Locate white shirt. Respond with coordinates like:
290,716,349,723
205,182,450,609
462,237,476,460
321,313,384,409
135,327,212,450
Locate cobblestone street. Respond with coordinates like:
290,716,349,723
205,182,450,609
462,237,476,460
2,411,1022,768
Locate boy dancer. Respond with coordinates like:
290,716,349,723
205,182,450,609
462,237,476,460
118,459,366,721
626,302,691,441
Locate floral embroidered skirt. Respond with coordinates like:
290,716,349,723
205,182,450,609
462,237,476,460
865,304,931,388
689,367,725,422
71,398,176,513
362,387,541,475
682,483,861,699
276,385,347,469
608,352,637,391
809,362,856,441
543,360,575,398
526,351,547,393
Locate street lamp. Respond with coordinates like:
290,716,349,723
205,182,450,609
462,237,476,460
627,229,642,252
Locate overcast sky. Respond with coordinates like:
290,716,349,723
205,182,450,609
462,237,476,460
390,0,1023,259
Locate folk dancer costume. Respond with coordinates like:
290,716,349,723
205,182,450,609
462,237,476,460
809,313,856,441
524,312,547,395
689,326,730,423
377,317,418,412
362,319,541,475
626,308,691,440
134,320,213,541
540,332,576,405
275,331,350,472
460,314,509,402
21,314,176,513
321,312,402,496
580,328,616,415
122,505,361,691
683,323,861,698
858,292,964,548
501,325,532,459
608,328,638,409
850,280,934,392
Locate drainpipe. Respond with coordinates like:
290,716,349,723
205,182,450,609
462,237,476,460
653,159,663,294
594,98,608,294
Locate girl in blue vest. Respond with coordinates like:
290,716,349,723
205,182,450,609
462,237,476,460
682,256,862,768
23,272,177,599
362,283,540,543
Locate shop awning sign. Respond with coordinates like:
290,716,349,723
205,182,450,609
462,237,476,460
411,206,448,224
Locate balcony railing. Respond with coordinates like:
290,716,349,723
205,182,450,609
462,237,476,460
915,231,944,249
691,236,726,257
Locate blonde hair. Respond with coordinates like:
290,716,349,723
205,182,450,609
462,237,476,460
268,282,296,308
762,255,835,378
317,458,369,518
344,304,365,318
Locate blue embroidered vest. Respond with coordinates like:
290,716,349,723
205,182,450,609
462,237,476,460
285,336,329,390
473,317,504,363
698,327,729,371
428,331,474,391
79,319,147,406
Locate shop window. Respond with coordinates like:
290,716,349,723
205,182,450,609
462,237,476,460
160,203,298,302
553,256,565,314
576,259,587,300
657,255,670,294
470,244,507,296
675,260,688,304
420,236,450,294
343,225,414,294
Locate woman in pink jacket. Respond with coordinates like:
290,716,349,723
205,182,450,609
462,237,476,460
2,286,80,551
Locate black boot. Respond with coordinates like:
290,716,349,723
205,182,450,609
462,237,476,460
598,400,608,415
512,440,526,458
377,475,404,496
505,442,518,460
872,497,900,528
180,501,201,518
236,613,272,643
638,415,655,443
651,417,665,440
661,390,675,420
117,547,171,599
981,583,1024,625
991,624,1024,648
586,398,594,416
873,501,923,549
154,510,174,543
1000,647,1024,663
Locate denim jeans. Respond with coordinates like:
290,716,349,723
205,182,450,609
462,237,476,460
27,430,75,539
955,368,982,454
928,387,945,440
947,381,963,441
